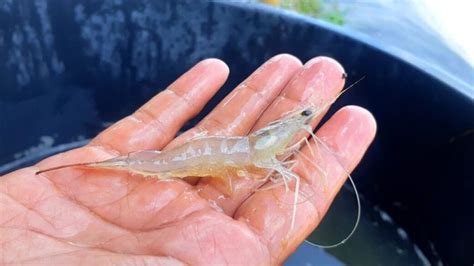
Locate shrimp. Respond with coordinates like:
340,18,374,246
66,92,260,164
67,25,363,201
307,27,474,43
35,107,317,186
36,75,365,241
36,106,319,229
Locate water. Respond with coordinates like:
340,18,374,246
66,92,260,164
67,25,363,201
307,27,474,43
1,141,437,266
286,187,437,265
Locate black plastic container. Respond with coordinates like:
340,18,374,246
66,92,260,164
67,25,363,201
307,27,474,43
1,1,472,265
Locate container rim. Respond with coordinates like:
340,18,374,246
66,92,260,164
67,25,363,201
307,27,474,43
219,1,474,100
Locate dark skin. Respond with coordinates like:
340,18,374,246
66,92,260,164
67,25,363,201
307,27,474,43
0,55,376,265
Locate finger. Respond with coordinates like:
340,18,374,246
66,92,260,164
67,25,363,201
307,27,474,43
234,106,377,263
197,57,346,215
89,58,229,154
167,54,302,184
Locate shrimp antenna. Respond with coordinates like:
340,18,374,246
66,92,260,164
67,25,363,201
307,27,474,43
303,136,362,249
331,75,366,103
308,75,366,111
340,75,365,95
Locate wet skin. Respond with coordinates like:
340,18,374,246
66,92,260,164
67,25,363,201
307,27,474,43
0,55,376,265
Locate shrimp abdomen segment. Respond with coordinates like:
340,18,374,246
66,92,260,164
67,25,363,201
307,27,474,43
125,136,253,178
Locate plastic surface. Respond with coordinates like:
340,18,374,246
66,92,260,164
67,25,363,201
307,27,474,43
0,1,472,265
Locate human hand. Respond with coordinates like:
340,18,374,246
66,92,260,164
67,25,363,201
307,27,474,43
0,55,376,265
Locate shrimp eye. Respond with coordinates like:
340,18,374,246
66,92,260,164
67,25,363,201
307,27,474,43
301,110,312,117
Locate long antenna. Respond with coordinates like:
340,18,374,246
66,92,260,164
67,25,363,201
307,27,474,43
337,75,366,98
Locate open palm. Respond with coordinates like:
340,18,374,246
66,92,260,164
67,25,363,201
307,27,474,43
0,55,376,265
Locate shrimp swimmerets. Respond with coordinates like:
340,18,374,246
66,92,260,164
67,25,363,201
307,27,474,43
36,76,364,247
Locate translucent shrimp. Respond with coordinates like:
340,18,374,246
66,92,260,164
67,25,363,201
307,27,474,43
35,107,318,188
36,76,365,241
36,105,320,228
